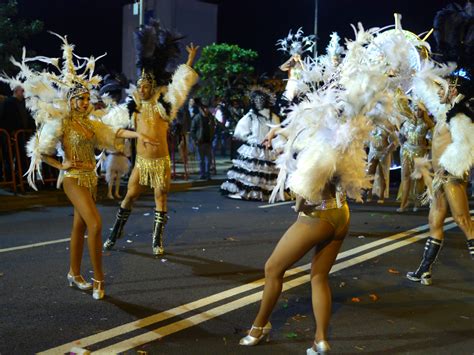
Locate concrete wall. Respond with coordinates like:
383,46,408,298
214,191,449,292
122,0,218,83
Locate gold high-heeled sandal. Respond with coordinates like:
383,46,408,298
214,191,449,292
67,273,92,290
239,322,272,346
92,278,105,300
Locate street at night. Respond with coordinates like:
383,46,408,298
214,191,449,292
1,187,473,354
1,0,474,354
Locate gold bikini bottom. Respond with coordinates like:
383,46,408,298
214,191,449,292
299,198,350,239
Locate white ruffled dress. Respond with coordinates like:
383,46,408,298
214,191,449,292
221,108,281,201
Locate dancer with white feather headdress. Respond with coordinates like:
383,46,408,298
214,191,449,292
406,1,474,285
0,33,159,300
239,17,425,354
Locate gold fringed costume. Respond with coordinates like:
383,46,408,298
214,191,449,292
135,155,171,191
61,111,123,199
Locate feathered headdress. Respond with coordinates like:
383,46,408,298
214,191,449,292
276,28,316,56
134,19,183,87
0,32,107,190
433,2,474,97
248,85,276,107
326,32,344,59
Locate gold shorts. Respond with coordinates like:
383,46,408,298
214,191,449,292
64,169,98,200
136,155,171,191
299,199,350,239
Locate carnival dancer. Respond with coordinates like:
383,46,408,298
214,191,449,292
220,86,281,201
239,21,419,353
103,20,199,256
406,2,474,285
397,99,434,212
366,113,398,203
0,33,158,299
277,28,316,104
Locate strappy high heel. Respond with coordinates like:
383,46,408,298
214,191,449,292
92,278,105,300
239,322,272,346
67,273,92,290
307,340,331,354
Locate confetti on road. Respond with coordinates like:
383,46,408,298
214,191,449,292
357,235,365,239
192,206,200,210
460,315,470,320
339,282,346,288
224,237,238,241
355,345,365,351
143,213,150,216
126,240,133,243
369,294,379,302
351,297,361,303
285,332,298,339
388,268,400,274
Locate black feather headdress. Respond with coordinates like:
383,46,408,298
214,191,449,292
134,19,184,87
433,2,474,95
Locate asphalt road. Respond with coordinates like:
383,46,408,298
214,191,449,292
0,187,473,355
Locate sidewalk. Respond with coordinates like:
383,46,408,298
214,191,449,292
0,155,233,213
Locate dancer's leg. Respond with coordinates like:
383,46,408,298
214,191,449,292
250,217,335,336
121,168,144,210
444,181,473,239
68,207,86,276
63,178,104,281
310,239,344,342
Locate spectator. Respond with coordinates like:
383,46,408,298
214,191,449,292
190,98,216,180
0,85,33,134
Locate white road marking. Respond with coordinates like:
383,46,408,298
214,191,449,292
258,200,294,209
93,222,459,354
38,213,473,354
0,238,70,253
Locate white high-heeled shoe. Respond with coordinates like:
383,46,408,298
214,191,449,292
67,273,92,290
92,278,105,300
239,322,272,346
307,340,331,354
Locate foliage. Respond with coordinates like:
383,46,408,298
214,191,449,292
0,0,43,76
194,43,258,102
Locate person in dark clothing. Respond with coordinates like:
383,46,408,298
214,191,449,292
0,86,33,133
190,98,215,180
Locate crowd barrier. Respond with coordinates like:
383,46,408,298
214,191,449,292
0,128,17,193
0,129,193,194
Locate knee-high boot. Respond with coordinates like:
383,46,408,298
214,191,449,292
406,237,442,285
103,207,131,250
152,210,168,256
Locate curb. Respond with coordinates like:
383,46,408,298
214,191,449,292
0,177,226,213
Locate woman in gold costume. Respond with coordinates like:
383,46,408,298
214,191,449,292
238,23,412,354
1,34,158,299
397,101,434,212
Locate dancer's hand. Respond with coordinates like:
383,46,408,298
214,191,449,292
61,160,73,170
186,43,200,67
262,127,277,149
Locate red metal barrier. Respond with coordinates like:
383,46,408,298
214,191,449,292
13,129,58,192
0,128,17,193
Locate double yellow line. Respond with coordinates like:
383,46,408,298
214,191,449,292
39,213,472,354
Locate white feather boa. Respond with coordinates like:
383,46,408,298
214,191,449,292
439,114,474,177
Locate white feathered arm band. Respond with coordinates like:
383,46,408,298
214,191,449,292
439,113,474,177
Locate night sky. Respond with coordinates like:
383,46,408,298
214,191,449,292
15,0,463,77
